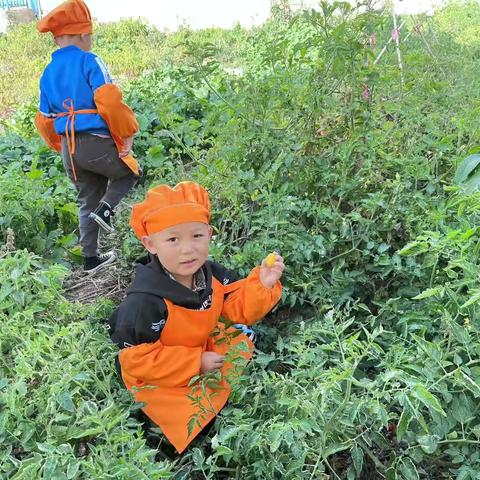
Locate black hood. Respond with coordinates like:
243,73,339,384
126,254,213,309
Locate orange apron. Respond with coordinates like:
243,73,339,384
57,98,140,181
119,277,254,453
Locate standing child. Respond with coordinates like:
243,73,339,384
108,181,284,453
34,0,141,273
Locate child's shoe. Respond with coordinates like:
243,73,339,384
89,201,115,233
84,251,116,274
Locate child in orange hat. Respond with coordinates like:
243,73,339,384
35,0,141,273
108,181,284,453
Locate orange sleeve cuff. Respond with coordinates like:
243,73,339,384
119,341,203,388
221,266,282,326
94,83,139,139
34,112,61,152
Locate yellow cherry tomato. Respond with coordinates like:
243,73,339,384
265,253,277,267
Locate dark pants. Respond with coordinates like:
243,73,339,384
61,134,139,257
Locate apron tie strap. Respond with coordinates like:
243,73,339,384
57,99,98,182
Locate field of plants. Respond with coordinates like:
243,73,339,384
2,1,480,478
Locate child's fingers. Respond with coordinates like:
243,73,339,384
262,259,283,269
212,354,225,366
272,259,285,269
212,361,224,370
267,261,285,274
262,254,284,268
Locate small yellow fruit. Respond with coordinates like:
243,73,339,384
265,253,277,267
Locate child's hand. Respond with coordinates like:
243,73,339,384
119,136,133,158
200,352,225,374
259,252,284,289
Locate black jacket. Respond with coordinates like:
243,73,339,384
108,255,240,349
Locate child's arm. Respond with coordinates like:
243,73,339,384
34,87,61,152
84,54,138,152
119,341,203,388
220,254,284,326
94,84,138,145
109,296,204,387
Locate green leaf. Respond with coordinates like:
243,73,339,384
412,385,446,416
463,171,480,194
323,443,348,457
43,457,58,479
347,466,355,480
58,233,77,248
57,202,78,216
351,446,364,475
57,392,75,413
215,446,232,455
66,426,103,440
12,290,25,306
188,375,202,387
66,462,80,479
397,408,412,442
386,467,397,480
456,154,480,184
459,371,480,398
460,290,480,309
417,434,439,454
147,151,166,168
215,445,233,458
268,427,282,453
237,340,250,352
398,457,419,480
187,417,199,438
461,228,477,240
10,268,22,280
191,447,204,467
398,241,429,257
378,243,390,253
412,287,443,300
36,442,56,454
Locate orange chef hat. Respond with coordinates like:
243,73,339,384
130,181,211,240
37,0,92,37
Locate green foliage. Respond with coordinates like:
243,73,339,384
0,22,52,112
0,19,249,112
0,136,77,258
455,153,480,193
434,1,480,47
2,1,480,478
0,251,173,478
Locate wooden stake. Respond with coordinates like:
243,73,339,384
392,7,404,86
373,19,406,65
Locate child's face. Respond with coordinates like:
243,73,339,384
142,222,212,280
